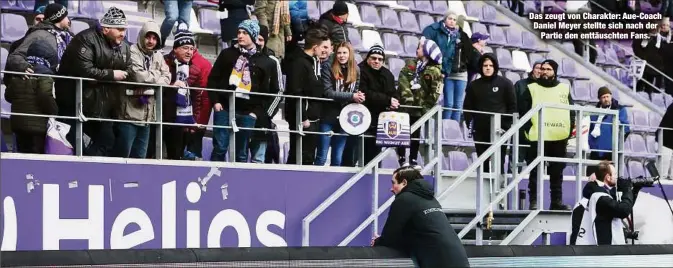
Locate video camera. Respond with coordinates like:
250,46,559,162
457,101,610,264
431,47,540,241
617,162,660,188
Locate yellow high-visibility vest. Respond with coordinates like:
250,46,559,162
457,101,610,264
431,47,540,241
527,83,572,141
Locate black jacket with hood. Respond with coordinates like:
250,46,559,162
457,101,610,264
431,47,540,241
55,26,131,119
283,47,323,123
463,53,517,132
207,44,273,122
518,59,576,138
513,61,541,99
374,179,470,268
318,10,349,46
358,61,399,127
569,180,638,245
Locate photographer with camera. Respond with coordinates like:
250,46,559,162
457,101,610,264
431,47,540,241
570,161,644,245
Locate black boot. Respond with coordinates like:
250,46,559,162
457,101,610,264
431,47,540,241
549,192,571,211
529,191,538,210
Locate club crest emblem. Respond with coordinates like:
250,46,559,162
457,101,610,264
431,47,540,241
347,111,364,127
384,121,400,139
492,86,499,92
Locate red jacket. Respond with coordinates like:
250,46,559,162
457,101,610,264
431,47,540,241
164,50,213,125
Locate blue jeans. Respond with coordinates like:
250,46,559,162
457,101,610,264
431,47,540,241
113,123,150,158
161,0,193,45
211,111,256,162
314,122,349,166
249,140,267,163
442,78,467,121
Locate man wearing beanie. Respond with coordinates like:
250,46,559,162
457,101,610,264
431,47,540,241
396,37,443,167
153,24,213,160
114,20,170,159
466,32,489,82
208,19,275,163
358,43,399,165
7,2,71,82
318,0,349,47
586,86,630,175
518,59,574,211
4,41,59,154
55,6,131,156
463,53,516,175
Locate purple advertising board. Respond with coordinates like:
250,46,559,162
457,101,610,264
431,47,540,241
0,158,435,251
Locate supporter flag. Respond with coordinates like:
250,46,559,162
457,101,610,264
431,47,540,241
44,118,74,155
375,111,411,148
630,59,647,80
339,103,372,136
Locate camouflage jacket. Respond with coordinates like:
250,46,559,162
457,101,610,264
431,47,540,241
398,59,443,117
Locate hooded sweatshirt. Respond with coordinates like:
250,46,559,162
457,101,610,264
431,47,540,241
463,53,517,131
284,47,324,123
374,179,470,268
123,21,171,123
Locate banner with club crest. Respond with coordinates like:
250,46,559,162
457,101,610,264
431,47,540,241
375,111,411,148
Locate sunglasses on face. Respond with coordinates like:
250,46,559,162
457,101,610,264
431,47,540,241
370,56,384,62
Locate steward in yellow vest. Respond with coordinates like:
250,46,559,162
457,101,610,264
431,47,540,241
517,59,574,211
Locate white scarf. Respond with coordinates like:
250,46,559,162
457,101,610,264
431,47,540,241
590,104,610,138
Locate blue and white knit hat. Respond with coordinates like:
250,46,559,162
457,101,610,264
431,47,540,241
420,37,442,64
173,23,195,48
238,19,260,41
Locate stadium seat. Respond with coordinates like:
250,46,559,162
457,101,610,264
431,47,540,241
0,13,28,43
521,31,550,53
354,53,363,63
627,160,646,177
504,28,523,50
482,46,493,54
511,50,531,73
1,84,10,119
482,5,509,26
382,33,409,57
402,35,419,57
359,5,383,29
441,119,465,146
431,1,448,16
528,53,543,67
125,25,141,43
387,58,405,80
626,134,654,159
541,0,565,13
398,0,422,13
319,0,334,14
0,0,21,10
1,47,7,80
648,112,662,132
199,9,221,35
504,71,521,83
70,20,90,35
361,30,394,56
563,165,576,176
380,7,402,32
571,80,592,103
412,0,433,14
347,28,369,53
465,2,482,22
559,58,580,79
471,23,489,36
399,11,421,34
78,0,105,20
446,151,469,171
448,1,478,22
650,93,667,109
646,135,658,154
346,2,376,28
495,48,517,71
665,94,673,107
418,14,435,29
637,91,650,102
487,26,507,47
307,1,320,20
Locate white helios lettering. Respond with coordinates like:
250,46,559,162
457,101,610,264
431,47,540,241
43,184,105,250
110,208,154,249
1,196,17,251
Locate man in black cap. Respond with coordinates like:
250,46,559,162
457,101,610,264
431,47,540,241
357,44,399,165
6,3,71,81
318,0,349,47
518,59,574,211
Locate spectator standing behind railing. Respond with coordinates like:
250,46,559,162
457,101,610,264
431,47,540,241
318,1,349,48
284,26,331,165
159,0,193,48
466,32,488,82
358,44,400,165
632,18,670,93
218,0,255,43
422,11,471,121
208,20,273,162
115,21,171,159
463,53,517,174
513,60,542,169
249,25,283,164
315,42,363,166
396,37,443,168
4,42,59,154
55,7,131,156
157,26,212,160
254,0,292,59
518,59,574,211
586,87,630,176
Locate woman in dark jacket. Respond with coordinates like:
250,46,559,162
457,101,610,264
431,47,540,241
315,42,363,166
373,167,470,268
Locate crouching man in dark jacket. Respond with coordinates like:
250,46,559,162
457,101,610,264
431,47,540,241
373,167,470,268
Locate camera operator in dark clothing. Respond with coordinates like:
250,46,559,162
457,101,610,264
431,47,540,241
373,167,470,268
570,161,642,245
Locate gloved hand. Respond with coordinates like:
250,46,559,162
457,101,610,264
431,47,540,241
617,178,633,192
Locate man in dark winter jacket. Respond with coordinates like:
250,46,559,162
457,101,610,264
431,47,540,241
358,44,400,165
249,25,283,164
284,25,331,165
318,1,349,47
586,86,630,175
463,53,517,173
373,166,470,268
519,59,575,210
6,3,71,83
219,0,254,43
466,32,488,82
56,7,131,156
208,19,275,163
5,41,59,154
512,59,542,168
569,161,640,245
